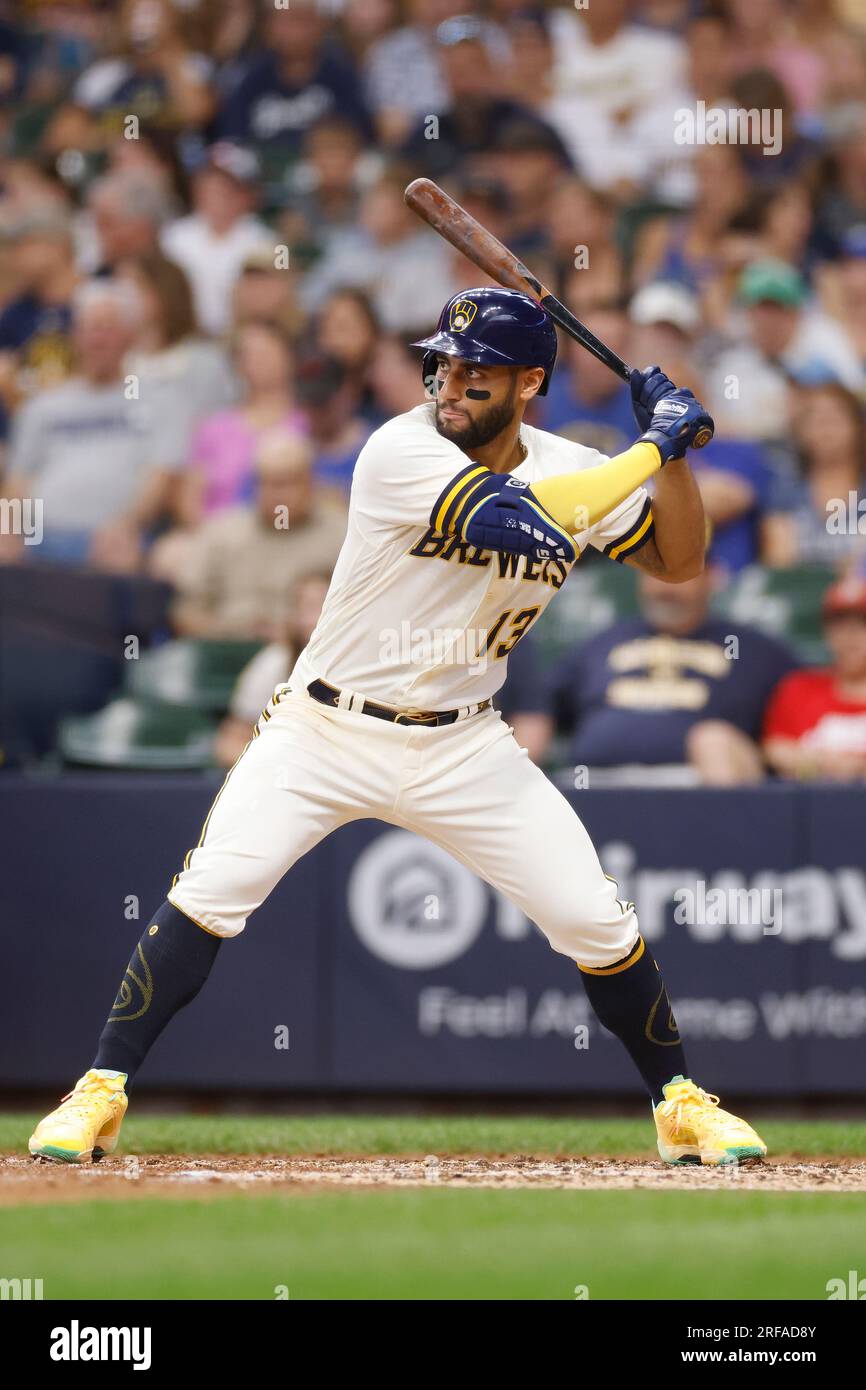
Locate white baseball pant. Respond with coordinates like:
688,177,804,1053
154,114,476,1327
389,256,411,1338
168,683,639,969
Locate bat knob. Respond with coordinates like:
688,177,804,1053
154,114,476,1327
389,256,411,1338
692,425,713,450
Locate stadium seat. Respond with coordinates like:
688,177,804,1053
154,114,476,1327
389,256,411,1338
0,562,173,764
713,565,834,663
126,639,264,713
58,699,216,771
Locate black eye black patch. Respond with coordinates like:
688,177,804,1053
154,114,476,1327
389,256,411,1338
465,388,491,400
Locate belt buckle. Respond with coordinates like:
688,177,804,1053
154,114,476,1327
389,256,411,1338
394,706,438,725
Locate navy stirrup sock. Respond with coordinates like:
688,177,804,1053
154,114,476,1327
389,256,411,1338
579,937,688,1106
92,900,222,1086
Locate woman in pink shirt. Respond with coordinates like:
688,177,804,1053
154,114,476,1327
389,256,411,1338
181,319,306,522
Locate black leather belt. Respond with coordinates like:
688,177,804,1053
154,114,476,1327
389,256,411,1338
307,678,491,727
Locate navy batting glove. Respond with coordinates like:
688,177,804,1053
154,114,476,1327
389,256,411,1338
630,364,679,434
639,388,715,464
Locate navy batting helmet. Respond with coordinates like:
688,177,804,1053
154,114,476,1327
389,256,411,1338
413,287,558,396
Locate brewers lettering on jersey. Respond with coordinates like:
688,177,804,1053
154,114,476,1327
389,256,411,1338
29,289,768,1169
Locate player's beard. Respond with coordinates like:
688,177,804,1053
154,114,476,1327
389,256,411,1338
434,379,518,451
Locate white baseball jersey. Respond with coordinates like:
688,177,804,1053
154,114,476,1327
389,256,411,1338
291,402,653,710
171,400,646,963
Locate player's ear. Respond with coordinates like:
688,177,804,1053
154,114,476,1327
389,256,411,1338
518,366,546,402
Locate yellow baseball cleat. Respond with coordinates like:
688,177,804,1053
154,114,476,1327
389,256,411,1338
29,1070,128,1164
654,1077,767,1166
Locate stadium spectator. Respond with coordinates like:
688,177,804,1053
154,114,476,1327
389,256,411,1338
278,117,367,261
544,0,687,198
730,69,818,192
632,145,750,307
694,437,779,574
208,0,261,96
763,576,866,780
536,295,635,456
171,433,346,640
29,103,104,188
707,260,864,441
342,0,398,69
508,569,797,786
364,1,506,148
753,182,815,273
822,224,866,369
300,165,453,331
71,0,214,133
618,8,740,208
230,246,305,338
105,122,190,208
486,117,572,260
683,8,737,112
116,251,236,473
4,279,171,568
629,281,707,400
569,6,739,211
0,156,74,224
629,280,774,573
546,179,623,308
812,108,866,258
762,383,866,569
368,334,426,422
215,0,373,172
294,350,372,497
181,319,304,524
85,169,173,275
400,14,568,182
214,568,331,767
501,6,554,111
438,173,514,295
161,142,272,337
814,20,866,142
314,287,380,417
725,0,826,117
0,209,78,440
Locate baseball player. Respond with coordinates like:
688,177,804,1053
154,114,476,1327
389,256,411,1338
30,288,766,1167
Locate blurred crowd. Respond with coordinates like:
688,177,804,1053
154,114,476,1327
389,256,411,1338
1,0,865,781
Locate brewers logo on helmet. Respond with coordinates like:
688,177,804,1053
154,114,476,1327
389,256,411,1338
449,299,478,332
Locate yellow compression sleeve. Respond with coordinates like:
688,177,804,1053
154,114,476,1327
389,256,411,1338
531,441,662,533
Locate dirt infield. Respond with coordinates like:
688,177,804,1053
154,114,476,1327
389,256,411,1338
2,1153,864,1203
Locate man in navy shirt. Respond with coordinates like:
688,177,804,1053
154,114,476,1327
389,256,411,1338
217,0,372,171
401,17,571,186
504,568,797,785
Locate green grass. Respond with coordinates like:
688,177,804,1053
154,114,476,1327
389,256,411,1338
3,1112,865,1158
3,1113,863,1300
1,1190,863,1300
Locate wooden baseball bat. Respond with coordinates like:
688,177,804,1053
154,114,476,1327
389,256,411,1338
404,177,713,448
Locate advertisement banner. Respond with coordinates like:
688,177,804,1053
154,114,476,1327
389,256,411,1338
1,777,863,1095
328,792,808,1093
